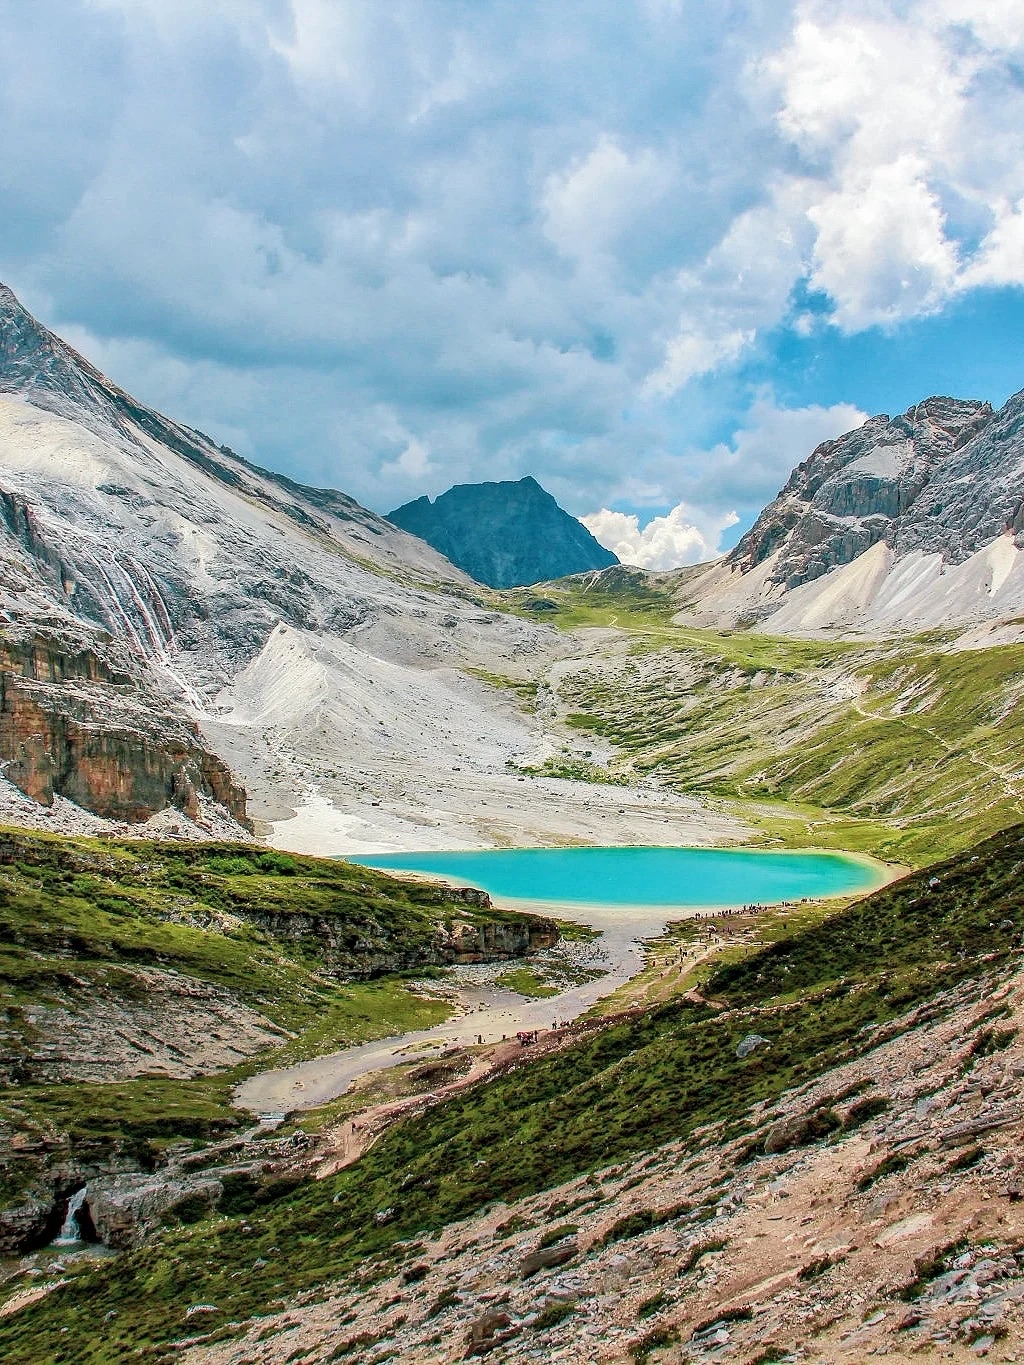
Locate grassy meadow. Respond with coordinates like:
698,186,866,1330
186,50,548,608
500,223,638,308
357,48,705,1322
0,831,545,1195
507,573,1024,866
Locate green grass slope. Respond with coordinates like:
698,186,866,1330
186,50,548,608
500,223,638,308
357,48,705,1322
7,823,1023,1362
529,588,1024,862
0,830,546,1199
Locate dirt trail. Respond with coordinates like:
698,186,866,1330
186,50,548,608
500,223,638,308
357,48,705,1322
307,929,751,1180
312,1024,611,1179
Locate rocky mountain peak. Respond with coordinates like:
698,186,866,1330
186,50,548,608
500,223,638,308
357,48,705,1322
730,391,1006,591
0,283,529,833
0,281,115,422
388,476,618,588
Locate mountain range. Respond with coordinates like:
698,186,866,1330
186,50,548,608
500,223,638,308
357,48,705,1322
1,284,734,859
5,284,1024,1361
3,279,1024,845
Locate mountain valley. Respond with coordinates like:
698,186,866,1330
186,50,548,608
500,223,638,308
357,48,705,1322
3,283,1024,1362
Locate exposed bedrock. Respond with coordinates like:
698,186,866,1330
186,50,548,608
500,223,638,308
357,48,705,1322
729,394,1022,591
0,628,250,826
240,903,559,977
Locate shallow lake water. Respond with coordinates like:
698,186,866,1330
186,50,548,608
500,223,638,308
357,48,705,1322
235,846,887,1114
347,844,883,906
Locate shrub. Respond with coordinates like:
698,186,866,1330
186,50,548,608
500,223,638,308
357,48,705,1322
946,1145,984,1173
532,1300,577,1330
630,1326,680,1360
843,1095,889,1128
538,1223,578,1249
899,1240,970,1301
678,1238,727,1275
857,1151,912,1191
596,1202,691,1249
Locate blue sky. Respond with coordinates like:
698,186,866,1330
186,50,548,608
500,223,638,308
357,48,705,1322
2,1,1023,567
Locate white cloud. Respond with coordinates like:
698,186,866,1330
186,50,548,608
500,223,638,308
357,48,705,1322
771,15,963,165
960,197,1024,289
645,0,1024,388
542,136,672,263
643,177,816,397
642,328,752,398
763,3,1024,326
380,437,434,482
807,157,960,328
690,393,869,506
582,504,739,569
582,394,869,570
4,1,1024,517
924,0,1024,50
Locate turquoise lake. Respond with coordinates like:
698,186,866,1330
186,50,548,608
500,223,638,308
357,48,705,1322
347,846,883,908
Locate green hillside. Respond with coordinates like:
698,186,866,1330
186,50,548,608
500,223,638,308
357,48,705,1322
6,822,1022,1362
521,585,1024,864
0,831,546,1200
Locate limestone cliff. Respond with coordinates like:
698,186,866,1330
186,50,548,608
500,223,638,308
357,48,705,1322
672,389,1024,634
0,626,250,826
730,395,1001,590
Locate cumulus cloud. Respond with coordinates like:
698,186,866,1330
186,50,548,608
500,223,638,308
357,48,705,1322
767,10,968,330
645,1,1024,392
0,1,1021,517
642,328,753,398
542,137,673,264
582,393,868,570
582,504,740,569
688,393,869,507
806,157,961,329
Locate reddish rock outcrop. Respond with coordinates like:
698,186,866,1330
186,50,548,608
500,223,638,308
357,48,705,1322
0,628,250,827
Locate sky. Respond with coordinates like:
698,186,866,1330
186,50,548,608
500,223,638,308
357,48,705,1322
2,1,1023,568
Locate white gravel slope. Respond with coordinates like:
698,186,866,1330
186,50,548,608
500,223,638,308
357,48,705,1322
203,624,744,855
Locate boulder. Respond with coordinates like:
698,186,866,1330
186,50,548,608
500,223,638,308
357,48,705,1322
763,1107,841,1155
87,1173,223,1249
520,1240,578,1279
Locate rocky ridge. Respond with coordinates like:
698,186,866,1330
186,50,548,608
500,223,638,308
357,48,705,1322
0,283,562,833
670,390,1024,635
733,395,1002,586
388,476,618,589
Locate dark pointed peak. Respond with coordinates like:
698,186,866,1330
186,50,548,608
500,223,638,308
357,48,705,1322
387,474,617,587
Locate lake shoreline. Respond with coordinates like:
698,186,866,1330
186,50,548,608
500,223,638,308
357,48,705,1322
346,842,894,908
234,845,900,1116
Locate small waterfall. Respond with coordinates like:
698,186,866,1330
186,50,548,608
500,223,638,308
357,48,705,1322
54,1186,88,1245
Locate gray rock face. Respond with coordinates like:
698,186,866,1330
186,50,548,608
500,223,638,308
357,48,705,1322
240,904,558,978
728,393,1024,593
0,283,470,690
86,1172,225,1250
0,283,550,827
388,477,618,588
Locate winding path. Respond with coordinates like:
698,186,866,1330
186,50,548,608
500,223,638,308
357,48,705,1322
234,897,694,1114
